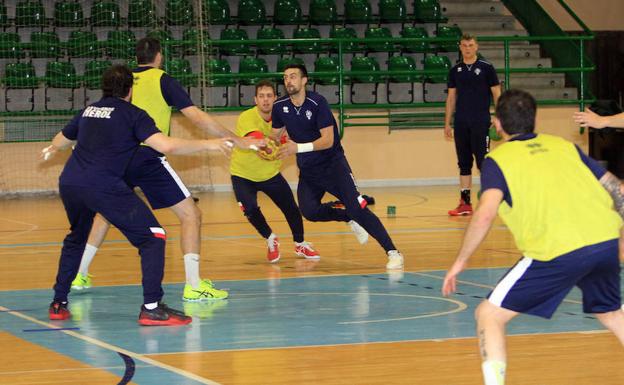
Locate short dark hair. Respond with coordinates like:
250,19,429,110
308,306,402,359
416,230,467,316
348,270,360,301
495,89,537,135
102,64,133,98
460,34,477,42
135,37,161,65
283,63,308,78
255,79,276,95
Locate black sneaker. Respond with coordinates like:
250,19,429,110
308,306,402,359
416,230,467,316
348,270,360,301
138,303,192,326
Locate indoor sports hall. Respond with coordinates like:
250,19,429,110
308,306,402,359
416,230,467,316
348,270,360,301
1,1,624,384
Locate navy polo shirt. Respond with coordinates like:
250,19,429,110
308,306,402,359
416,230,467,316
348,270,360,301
59,97,160,192
133,66,194,110
448,59,499,125
271,91,344,170
481,133,606,206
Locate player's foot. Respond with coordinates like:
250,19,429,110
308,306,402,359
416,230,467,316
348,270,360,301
267,233,281,263
71,273,92,290
349,220,369,244
49,301,71,320
448,200,473,216
138,303,192,326
386,250,404,270
295,241,321,260
182,279,229,302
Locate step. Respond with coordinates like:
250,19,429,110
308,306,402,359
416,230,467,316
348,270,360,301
446,15,519,31
479,45,541,60
440,1,509,17
488,57,552,69
506,73,566,89
525,87,578,100
458,28,528,38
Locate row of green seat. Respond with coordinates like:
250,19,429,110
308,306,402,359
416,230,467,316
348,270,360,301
2,0,445,28
2,55,452,90
0,25,462,59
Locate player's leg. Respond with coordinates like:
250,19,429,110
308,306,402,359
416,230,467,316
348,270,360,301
473,122,491,171
297,174,349,223
261,173,319,259
450,124,474,216
232,175,280,263
94,189,191,326
71,214,111,290
50,185,97,320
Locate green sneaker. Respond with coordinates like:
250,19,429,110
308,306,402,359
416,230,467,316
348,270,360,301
71,273,92,290
182,279,228,302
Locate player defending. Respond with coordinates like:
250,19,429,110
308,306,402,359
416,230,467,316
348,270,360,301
443,89,624,385
273,64,404,269
231,80,319,263
45,65,233,325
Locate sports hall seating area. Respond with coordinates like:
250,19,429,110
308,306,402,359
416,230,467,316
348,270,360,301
0,0,578,112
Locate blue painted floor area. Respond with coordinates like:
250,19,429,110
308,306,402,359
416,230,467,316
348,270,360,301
0,270,610,384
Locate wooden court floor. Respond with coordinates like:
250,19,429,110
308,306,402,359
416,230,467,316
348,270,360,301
1,185,624,385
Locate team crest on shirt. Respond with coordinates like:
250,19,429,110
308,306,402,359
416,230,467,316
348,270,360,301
305,110,312,120
283,106,289,113
457,67,462,72
475,68,481,75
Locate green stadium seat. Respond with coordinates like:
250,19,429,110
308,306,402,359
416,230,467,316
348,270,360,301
379,0,406,23
387,55,417,103
364,27,394,53
128,0,157,28
146,29,178,57
16,1,47,28
414,0,447,24
277,56,305,73
292,27,322,53
30,31,61,58
166,0,194,26
219,28,251,56
167,58,196,87
423,54,451,102
436,25,462,52
203,0,230,25
4,62,38,112
54,1,84,27
313,56,340,85
67,31,100,58
106,30,136,59
182,28,213,55
344,0,372,24
83,60,111,90
204,58,234,106
256,27,286,55
126,59,138,69
329,26,359,53
0,3,9,28
0,33,24,59
350,56,381,103
45,61,80,110
238,57,269,86
238,0,267,25
273,0,302,25
309,0,338,25
90,1,121,27
400,26,429,53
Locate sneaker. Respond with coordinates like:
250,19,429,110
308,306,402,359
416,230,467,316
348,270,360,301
182,279,229,302
71,273,92,290
267,234,280,263
295,241,321,260
138,303,192,326
448,200,473,216
49,301,71,320
386,250,404,270
349,220,369,244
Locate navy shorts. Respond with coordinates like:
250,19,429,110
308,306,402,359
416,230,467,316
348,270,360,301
487,239,621,318
125,146,191,210
453,121,490,175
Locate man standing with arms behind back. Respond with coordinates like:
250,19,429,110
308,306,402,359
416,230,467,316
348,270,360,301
444,34,501,216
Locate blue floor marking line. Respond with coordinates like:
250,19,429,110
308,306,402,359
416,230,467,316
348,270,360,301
23,327,80,332
117,352,136,385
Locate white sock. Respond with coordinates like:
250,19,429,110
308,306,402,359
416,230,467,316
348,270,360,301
144,302,158,310
184,253,201,288
78,244,98,276
482,360,506,385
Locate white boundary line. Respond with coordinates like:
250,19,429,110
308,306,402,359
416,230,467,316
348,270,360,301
0,306,221,385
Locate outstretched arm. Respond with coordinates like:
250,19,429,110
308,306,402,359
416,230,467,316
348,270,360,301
40,132,75,160
574,109,624,129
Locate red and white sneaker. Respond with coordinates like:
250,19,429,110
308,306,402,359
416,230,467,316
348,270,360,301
295,241,320,260
267,234,280,263
49,301,71,320
448,200,473,216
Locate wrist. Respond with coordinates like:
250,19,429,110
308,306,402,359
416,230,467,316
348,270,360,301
296,142,314,153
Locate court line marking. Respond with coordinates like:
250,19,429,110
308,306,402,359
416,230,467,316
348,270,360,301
0,365,150,377
0,217,38,240
0,305,221,385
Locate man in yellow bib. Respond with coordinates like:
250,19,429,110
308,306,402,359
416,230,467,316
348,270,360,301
442,89,624,385
71,38,260,301
231,80,319,263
